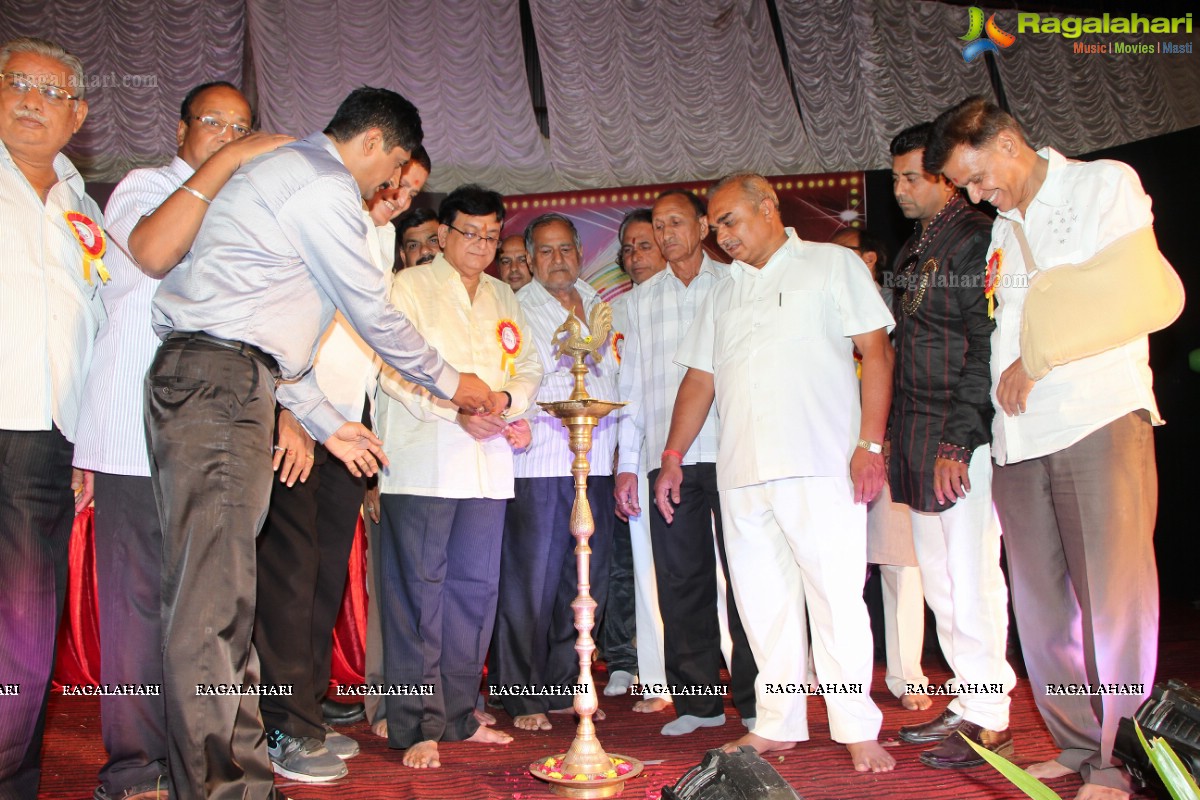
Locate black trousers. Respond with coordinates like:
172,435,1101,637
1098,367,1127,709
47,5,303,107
94,473,168,795
254,423,365,741
145,339,280,800
599,516,638,674
648,463,757,719
0,427,74,800
379,494,506,747
491,476,615,717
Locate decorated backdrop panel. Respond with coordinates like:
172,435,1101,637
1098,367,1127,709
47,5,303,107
501,172,868,301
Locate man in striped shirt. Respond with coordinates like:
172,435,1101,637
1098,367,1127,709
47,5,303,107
617,191,757,736
492,213,620,732
602,208,667,707
73,81,290,800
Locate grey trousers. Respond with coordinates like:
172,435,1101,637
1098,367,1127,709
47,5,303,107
94,473,168,795
994,411,1158,792
145,339,280,800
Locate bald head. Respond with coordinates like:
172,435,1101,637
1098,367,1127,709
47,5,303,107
707,173,787,268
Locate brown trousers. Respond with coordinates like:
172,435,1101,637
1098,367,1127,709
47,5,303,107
994,411,1158,792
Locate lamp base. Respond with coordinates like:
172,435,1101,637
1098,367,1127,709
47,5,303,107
530,753,644,798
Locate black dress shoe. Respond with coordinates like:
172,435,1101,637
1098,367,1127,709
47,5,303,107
919,721,1013,769
898,708,963,744
321,698,366,725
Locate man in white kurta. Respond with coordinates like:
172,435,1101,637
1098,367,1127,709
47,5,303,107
375,186,542,769
657,174,897,773
0,38,104,799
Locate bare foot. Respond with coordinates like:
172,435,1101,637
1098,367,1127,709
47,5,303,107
847,740,896,773
1027,760,1077,780
721,732,797,756
371,718,387,738
633,697,671,713
1075,784,1130,800
901,693,932,711
514,713,552,731
473,708,496,726
402,740,440,769
549,707,606,721
467,726,513,744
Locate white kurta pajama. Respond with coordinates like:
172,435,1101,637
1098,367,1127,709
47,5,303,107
675,230,894,744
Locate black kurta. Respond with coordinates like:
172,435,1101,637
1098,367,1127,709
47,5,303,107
887,195,995,513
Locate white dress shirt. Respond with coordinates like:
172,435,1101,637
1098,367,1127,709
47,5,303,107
675,230,894,491
74,157,193,475
312,223,395,426
0,141,106,444
988,148,1162,465
514,278,620,479
617,254,726,475
376,254,543,498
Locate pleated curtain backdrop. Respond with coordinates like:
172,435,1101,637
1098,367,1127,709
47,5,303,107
3,0,1198,189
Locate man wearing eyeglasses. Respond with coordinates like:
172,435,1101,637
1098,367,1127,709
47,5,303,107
70,80,289,800
147,87,497,800
374,185,540,769
0,36,104,800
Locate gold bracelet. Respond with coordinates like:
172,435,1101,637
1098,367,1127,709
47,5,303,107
179,184,212,205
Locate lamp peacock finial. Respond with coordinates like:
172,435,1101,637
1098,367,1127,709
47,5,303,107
551,301,614,402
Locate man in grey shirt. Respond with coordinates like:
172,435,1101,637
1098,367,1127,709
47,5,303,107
147,87,493,800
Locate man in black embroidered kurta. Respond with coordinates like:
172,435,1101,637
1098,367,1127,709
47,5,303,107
885,123,1016,770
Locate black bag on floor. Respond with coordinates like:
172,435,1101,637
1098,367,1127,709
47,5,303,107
662,745,803,800
1114,679,1200,795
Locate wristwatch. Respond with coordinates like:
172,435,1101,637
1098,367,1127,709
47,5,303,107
857,438,883,454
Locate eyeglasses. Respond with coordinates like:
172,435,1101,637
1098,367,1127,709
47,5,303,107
1,72,79,104
191,115,251,138
447,224,501,245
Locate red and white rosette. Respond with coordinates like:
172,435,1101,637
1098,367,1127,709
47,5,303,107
497,319,522,376
63,211,109,285
612,331,625,365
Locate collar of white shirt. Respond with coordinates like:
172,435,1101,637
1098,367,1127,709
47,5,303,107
730,227,803,278
0,139,86,197
426,251,501,301
642,251,725,290
519,275,600,309
998,147,1071,225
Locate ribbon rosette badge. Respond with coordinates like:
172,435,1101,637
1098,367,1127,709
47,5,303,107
63,211,110,285
984,248,1003,319
612,331,624,365
960,7,1016,62
497,319,522,376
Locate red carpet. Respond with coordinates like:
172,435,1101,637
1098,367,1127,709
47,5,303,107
37,600,1197,800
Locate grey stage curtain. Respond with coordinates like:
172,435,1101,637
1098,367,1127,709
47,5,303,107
244,0,559,194
776,0,1200,171
527,0,819,188
0,0,245,182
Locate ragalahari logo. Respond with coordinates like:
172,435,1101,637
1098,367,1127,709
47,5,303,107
961,7,1016,62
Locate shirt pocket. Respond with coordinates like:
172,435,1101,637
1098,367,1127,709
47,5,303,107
768,289,825,341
